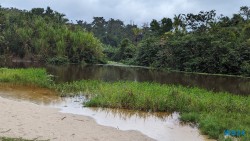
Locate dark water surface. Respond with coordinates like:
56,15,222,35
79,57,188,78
3,62,250,95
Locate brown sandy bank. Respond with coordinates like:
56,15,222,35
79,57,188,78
0,96,153,141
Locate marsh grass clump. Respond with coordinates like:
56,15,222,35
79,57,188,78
0,137,35,141
180,112,200,123
0,68,53,87
0,137,49,141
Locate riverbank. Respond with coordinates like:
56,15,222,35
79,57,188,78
0,68,249,140
0,96,153,141
107,61,250,78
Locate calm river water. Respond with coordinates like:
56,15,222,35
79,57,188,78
3,62,250,95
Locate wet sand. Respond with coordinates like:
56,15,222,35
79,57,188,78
0,96,153,141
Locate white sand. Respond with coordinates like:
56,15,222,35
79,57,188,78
0,96,153,141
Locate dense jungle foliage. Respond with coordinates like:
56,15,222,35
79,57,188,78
0,5,249,76
0,6,105,64
79,6,250,76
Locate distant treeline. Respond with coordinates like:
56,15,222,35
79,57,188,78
79,6,250,76
0,5,249,76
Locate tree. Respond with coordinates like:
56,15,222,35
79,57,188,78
160,17,173,34
231,14,244,25
183,10,216,32
240,6,250,20
173,14,182,32
76,20,91,31
91,17,107,42
31,8,44,15
104,18,125,46
45,7,53,16
150,19,160,32
54,11,68,23
113,38,135,61
132,27,143,43
150,18,173,35
136,37,161,66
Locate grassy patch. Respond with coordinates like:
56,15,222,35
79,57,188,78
55,80,250,140
0,137,33,141
0,68,53,87
0,137,48,141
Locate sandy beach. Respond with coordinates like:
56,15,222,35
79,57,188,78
0,96,153,141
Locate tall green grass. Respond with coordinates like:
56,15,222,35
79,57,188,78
0,68,53,87
0,137,29,141
56,80,250,140
0,137,46,141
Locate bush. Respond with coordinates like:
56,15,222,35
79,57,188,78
47,56,69,65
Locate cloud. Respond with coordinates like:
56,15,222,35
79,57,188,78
0,0,249,24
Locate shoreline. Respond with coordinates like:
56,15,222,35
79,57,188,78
0,85,213,141
0,96,153,141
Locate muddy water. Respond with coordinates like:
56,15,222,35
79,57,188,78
56,97,212,141
0,84,61,105
0,85,213,141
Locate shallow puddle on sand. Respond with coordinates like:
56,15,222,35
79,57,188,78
56,97,212,141
0,85,212,141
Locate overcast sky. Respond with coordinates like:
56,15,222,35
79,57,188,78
1,0,249,25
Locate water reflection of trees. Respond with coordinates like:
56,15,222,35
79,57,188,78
90,107,171,121
2,63,250,95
